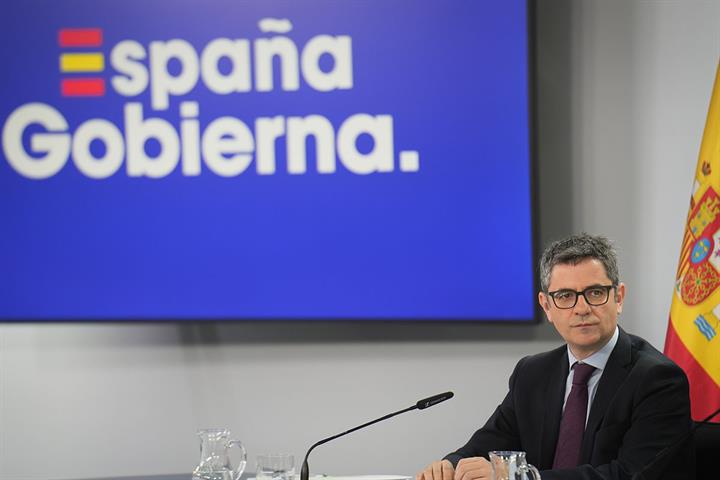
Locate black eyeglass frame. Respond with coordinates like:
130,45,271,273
547,285,617,309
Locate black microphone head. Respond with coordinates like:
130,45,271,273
416,391,454,410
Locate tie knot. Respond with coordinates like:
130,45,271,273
572,362,595,385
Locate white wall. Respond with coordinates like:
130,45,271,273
1,1,719,479
0,323,558,480
561,0,719,348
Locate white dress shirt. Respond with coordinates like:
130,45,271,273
563,325,620,425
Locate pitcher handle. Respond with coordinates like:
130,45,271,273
525,463,541,480
227,439,247,480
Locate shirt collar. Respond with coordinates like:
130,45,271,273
567,325,619,371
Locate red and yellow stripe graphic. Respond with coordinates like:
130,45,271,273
665,62,720,421
58,28,105,97
61,78,105,96
60,53,104,72
58,28,103,48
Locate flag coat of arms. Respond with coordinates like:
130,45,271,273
665,62,720,421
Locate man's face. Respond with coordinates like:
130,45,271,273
538,258,625,360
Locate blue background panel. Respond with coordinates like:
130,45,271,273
0,0,534,320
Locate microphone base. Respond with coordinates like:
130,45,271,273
301,460,309,480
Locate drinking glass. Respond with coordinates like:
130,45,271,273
256,454,295,480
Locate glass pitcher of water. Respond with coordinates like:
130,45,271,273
489,451,541,480
192,428,247,480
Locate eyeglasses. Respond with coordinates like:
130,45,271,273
547,285,616,309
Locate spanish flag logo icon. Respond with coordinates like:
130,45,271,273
58,28,105,96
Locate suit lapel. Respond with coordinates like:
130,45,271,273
579,328,633,463
539,347,570,469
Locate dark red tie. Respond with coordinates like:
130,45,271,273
552,362,596,469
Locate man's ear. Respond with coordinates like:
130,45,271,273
538,291,553,323
615,282,626,314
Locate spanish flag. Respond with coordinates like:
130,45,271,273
665,62,720,421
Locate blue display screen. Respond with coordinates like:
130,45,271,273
0,0,534,320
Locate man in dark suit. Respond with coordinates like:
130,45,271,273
417,234,692,480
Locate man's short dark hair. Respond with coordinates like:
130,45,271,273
539,233,619,293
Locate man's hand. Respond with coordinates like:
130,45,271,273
454,457,492,480
415,459,454,480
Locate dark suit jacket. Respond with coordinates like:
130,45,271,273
444,328,693,480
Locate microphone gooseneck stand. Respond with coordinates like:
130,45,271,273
300,392,454,480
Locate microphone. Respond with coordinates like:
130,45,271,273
300,392,454,480
416,391,454,410
632,405,720,480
